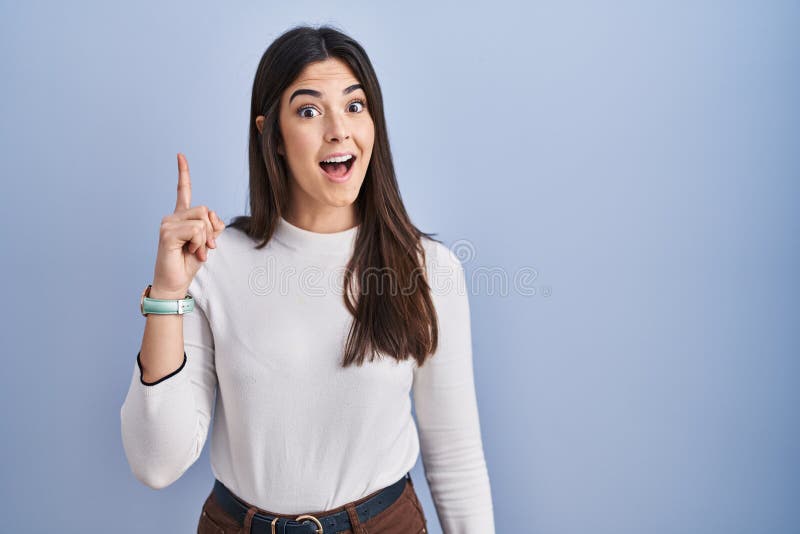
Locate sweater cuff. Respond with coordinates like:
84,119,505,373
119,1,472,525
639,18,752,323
136,350,187,386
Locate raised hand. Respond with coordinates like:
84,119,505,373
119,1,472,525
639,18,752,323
151,153,225,297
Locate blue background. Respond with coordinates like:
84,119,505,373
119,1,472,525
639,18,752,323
1,1,798,533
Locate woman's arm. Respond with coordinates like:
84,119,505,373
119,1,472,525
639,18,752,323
119,267,218,489
412,244,496,533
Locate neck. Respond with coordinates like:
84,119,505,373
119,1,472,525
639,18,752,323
283,205,359,234
273,212,360,256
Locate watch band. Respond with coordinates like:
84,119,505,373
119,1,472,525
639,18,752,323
140,284,195,316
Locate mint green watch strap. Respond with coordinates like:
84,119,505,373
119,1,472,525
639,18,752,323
140,284,195,316
142,295,195,315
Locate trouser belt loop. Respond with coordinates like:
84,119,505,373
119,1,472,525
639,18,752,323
345,502,367,534
243,506,257,533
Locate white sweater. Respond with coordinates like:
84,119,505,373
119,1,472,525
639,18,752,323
120,215,495,533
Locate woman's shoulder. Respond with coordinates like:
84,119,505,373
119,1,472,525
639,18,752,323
420,235,463,273
208,224,265,261
188,225,262,306
419,235,466,299
193,225,259,280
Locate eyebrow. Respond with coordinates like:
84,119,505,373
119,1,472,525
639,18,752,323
289,84,364,104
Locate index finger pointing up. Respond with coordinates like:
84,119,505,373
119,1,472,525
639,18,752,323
175,152,192,213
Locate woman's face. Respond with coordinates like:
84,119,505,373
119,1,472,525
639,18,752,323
258,57,375,223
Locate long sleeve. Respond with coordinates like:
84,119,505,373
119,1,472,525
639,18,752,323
119,272,217,489
412,247,495,534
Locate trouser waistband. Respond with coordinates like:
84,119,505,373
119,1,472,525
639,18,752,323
211,472,411,534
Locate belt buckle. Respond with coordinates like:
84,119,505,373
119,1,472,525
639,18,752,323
296,514,323,533
270,514,323,534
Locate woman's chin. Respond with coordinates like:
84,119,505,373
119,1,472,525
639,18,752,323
324,191,360,208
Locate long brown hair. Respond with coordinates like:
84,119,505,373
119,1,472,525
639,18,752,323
228,24,441,368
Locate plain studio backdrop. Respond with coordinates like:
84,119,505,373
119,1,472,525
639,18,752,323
1,1,798,533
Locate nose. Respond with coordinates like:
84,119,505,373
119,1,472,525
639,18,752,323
324,112,350,143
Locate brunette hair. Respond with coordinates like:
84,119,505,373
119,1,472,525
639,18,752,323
228,24,441,368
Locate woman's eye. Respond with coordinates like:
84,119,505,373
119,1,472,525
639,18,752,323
298,106,318,118
296,99,366,119
348,100,365,113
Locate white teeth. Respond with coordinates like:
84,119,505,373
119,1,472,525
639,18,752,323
321,154,353,164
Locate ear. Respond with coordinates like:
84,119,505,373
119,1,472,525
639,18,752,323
257,115,285,157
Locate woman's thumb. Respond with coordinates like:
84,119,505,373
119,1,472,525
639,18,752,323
210,210,225,236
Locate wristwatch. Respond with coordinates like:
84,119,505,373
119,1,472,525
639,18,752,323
140,284,195,316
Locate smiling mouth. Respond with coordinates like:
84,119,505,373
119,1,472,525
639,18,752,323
319,156,356,178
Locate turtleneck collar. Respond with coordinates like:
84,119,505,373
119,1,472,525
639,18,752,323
271,215,359,256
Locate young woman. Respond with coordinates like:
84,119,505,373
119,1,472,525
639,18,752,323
121,25,495,534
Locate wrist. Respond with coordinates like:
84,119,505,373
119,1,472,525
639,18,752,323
148,286,188,300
